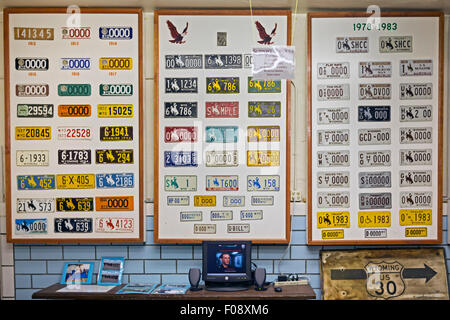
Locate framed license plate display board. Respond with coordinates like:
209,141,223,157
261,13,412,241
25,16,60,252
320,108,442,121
154,10,291,243
4,8,144,242
308,12,443,244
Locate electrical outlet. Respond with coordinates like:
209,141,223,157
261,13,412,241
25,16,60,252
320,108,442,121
290,191,302,202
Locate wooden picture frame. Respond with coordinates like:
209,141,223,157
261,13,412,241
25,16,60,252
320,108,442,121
154,9,291,243
4,7,144,243
307,11,443,244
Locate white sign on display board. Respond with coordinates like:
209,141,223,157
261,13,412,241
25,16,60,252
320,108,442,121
308,12,443,244
4,8,144,243
154,10,291,243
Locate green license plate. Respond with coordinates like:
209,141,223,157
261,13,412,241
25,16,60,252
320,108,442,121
248,77,281,93
58,84,91,96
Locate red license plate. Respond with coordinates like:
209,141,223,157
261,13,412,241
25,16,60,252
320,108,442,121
164,126,198,143
205,102,239,118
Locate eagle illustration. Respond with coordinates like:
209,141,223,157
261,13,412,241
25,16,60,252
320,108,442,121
167,20,188,44
255,21,277,44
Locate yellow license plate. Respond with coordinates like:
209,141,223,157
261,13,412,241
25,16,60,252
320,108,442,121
194,195,216,207
317,211,350,229
56,174,95,189
321,229,344,239
405,227,428,237
247,150,280,166
15,127,51,140
399,209,432,226
247,126,280,142
97,104,133,118
358,211,391,228
99,57,132,70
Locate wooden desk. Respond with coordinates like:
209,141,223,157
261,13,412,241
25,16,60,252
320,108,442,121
32,283,316,300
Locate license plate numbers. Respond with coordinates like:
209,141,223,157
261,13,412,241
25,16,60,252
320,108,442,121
57,127,91,140
164,126,197,143
55,218,92,233
15,126,51,140
359,150,391,167
14,27,54,40
251,196,274,206
15,57,49,71
205,150,238,167
205,126,238,143
96,149,134,164
57,174,95,189
210,211,233,220
17,175,55,190
247,126,280,142
400,59,433,76
399,209,432,226
317,211,350,228
99,84,133,96
317,107,349,124
206,175,238,191
100,126,133,141
400,149,432,165
400,127,432,144
165,54,202,69
205,101,239,118
96,218,134,233
400,83,432,99
180,212,202,222
223,196,245,207
194,195,216,207
336,37,368,53
400,191,432,208
317,172,349,188
247,150,280,166
247,175,280,191
164,175,197,192
318,129,349,146
164,102,197,118
164,151,197,167
317,62,350,79
359,84,391,100
400,170,432,187
96,173,134,189
359,61,392,78
99,57,132,70
99,27,133,40
16,84,49,97
248,78,281,93
97,104,133,117
400,105,432,122
58,84,91,96
56,197,93,212
61,58,91,70
227,224,250,233
248,101,281,117
165,77,198,93
205,54,242,69
95,196,134,211
61,27,91,39
58,149,91,165
17,104,53,118
317,84,350,101
358,128,391,145
58,104,91,117
359,193,392,209
194,224,216,234
317,150,350,167
240,210,263,220
317,192,350,208
17,198,54,213
358,211,391,228
206,77,239,93
379,36,412,53
358,106,390,122
359,171,391,188
167,196,189,206
15,219,47,234
16,150,49,166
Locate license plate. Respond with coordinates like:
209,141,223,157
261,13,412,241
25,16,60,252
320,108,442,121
95,196,134,211
167,196,189,206
15,58,49,71
97,104,133,117
15,219,47,234
205,102,239,118
405,228,427,237
247,150,280,166
210,211,233,220
317,150,350,167
58,149,91,165
180,212,203,222
57,127,91,140
358,211,391,228
100,126,133,141
227,224,250,233
99,84,133,96
322,229,344,239
317,192,350,208
379,36,412,53
358,128,391,145
358,150,391,167
317,62,350,79
400,83,432,100
95,218,134,233
16,150,49,166
317,107,349,124
359,171,391,188
15,126,51,140
400,149,432,166
58,84,91,96
207,77,239,93
99,27,133,40
223,196,245,207
247,126,280,142
400,105,432,122
56,197,93,212
205,54,242,69
359,84,391,100
248,101,281,117
400,170,432,187
243,54,253,68
56,174,95,189
165,54,202,69
165,77,198,93
96,149,134,164
359,61,392,78
399,127,432,144
251,196,274,206
60,58,91,70
164,151,197,167
205,150,238,167
317,211,350,228
164,175,197,192
359,193,392,209
16,84,49,97
399,209,432,226
317,84,350,101
17,104,53,118
14,27,54,40
336,37,368,53
247,175,280,191
61,27,91,39
58,104,91,117
164,127,197,143
206,175,238,191
400,59,432,76
99,57,132,70
164,102,197,118
364,229,388,239
400,191,432,208
358,106,390,122
317,172,349,188
54,218,92,233
194,195,216,207
17,175,55,190
96,173,134,189
194,224,216,234
317,129,349,146
240,210,263,220
248,78,281,93
205,126,238,143
17,198,54,213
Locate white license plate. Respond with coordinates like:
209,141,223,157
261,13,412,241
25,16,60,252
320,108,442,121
57,127,92,140
336,37,368,53
247,175,280,191
400,59,432,76
205,150,238,167
359,193,392,210
206,175,238,191
317,150,350,167
223,196,245,207
317,192,350,208
318,129,349,146
240,210,263,220
317,172,350,188
379,36,412,53
210,210,233,221
251,196,274,206
359,171,391,188
359,84,391,100
164,175,197,192
400,83,432,100
359,150,391,167
359,61,392,78
358,128,391,145
400,149,432,166
194,224,216,234
317,84,350,101
95,218,133,233
400,191,432,208
16,150,49,166
400,170,432,187
167,196,189,206
227,224,250,233
317,62,350,79
400,127,432,144
16,198,54,213
400,105,432,122
180,212,202,222
317,107,349,124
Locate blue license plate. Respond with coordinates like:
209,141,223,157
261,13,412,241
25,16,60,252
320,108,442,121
358,106,391,122
17,175,55,190
99,27,133,40
164,151,198,167
96,173,134,188
205,126,238,143
15,219,47,234
61,58,91,70
54,218,93,233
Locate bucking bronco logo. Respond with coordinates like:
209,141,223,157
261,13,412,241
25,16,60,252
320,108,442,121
365,261,405,299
